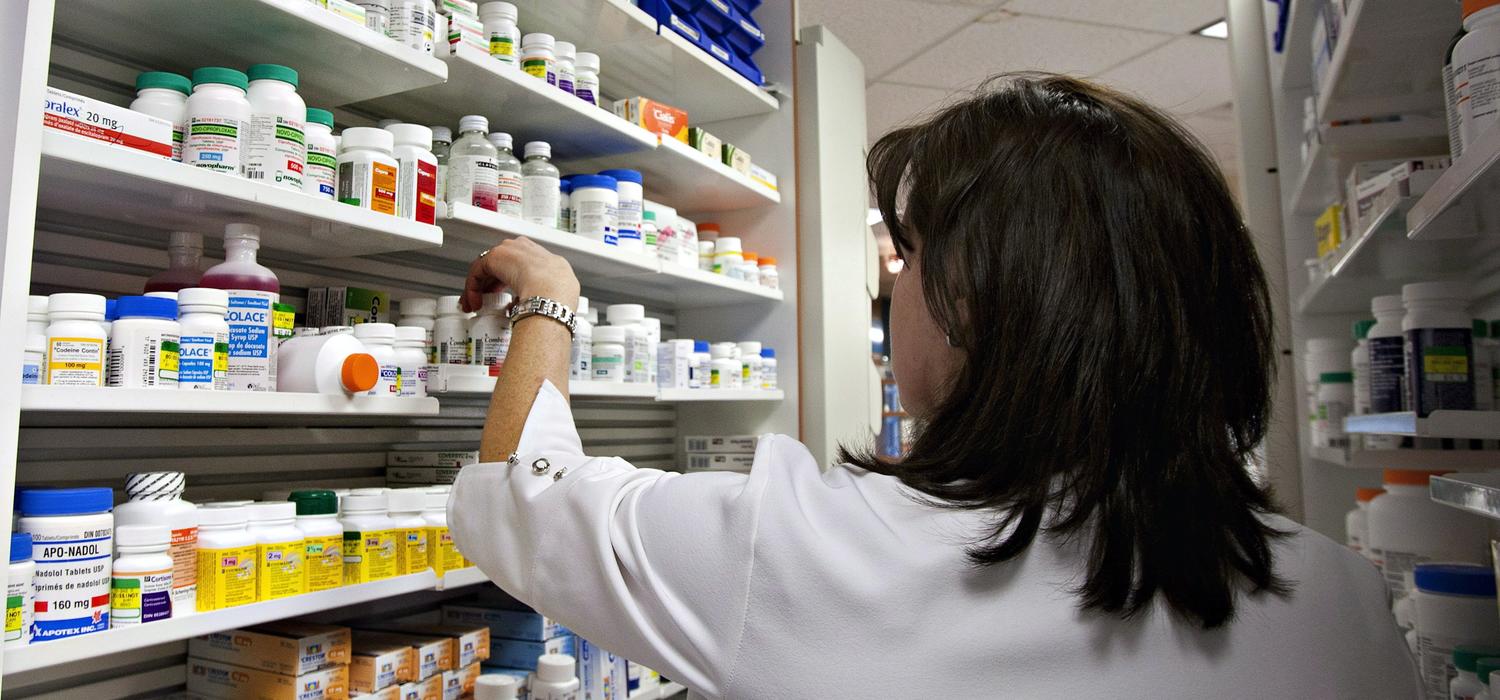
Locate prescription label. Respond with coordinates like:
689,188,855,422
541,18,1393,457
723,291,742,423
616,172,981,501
1406,328,1475,417
179,332,229,390
111,567,172,626
489,34,515,60
343,529,399,584
245,115,305,189
398,527,429,576
46,336,105,385
305,534,344,592
184,116,244,175
428,526,465,576
307,141,338,198
170,526,198,607
197,545,258,612
258,540,306,601
26,527,113,639
6,575,32,644
225,291,277,392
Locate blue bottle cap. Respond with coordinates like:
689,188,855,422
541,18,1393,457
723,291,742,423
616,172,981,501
1414,563,1497,597
114,295,178,320
9,532,31,563
17,487,113,516
570,174,617,191
597,168,643,185
560,180,573,194
694,340,709,353
105,298,118,321
761,347,774,358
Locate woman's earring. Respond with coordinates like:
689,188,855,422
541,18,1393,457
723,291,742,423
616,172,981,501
946,333,958,347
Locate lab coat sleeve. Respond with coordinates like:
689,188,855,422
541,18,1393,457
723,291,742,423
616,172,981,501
448,380,775,698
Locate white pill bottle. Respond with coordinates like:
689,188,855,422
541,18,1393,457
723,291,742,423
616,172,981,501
244,64,306,191
177,287,231,391
23,295,48,385
114,471,199,616
435,295,472,365
531,653,582,700
17,487,115,640
6,533,34,647
1455,2,1500,155
338,127,400,215
110,524,174,627
570,296,593,382
130,71,192,161
45,293,108,386
592,326,626,383
276,333,381,394
394,325,430,397
183,67,251,176
303,108,339,201
354,322,401,396
288,489,344,593
107,295,181,389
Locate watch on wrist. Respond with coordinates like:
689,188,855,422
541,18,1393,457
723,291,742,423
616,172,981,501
506,296,578,336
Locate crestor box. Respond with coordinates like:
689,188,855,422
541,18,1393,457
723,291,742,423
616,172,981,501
186,656,350,700
189,623,352,676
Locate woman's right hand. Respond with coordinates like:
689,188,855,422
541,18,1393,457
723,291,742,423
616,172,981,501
461,237,581,313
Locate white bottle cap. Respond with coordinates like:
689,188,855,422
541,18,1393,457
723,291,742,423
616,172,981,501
387,123,434,149
341,126,395,154
714,237,742,254
437,295,464,315
115,524,169,548
738,341,762,356
586,307,598,324
247,501,297,522
522,33,555,50
47,292,106,318
487,132,514,150
395,325,426,343
554,41,576,59
145,291,178,301
27,295,49,320
388,487,428,513
536,654,575,683
481,291,514,313
593,326,625,344
1402,281,1470,304
377,119,401,129
125,471,187,499
427,484,452,494
459,114,490,134
430,126,453,143
403,298,439,317
1372,294,1404,315
321,326,354,335
197,506,249,527
1305,337,1343,354
178,287,230,312
711,342,736,359
576,52,600,72
606,303,645,325
478,1,518,21
524,141,551,159
475,674,520,700
353,322,397,342
169,231,204,249
224,222,262,244
342,492,388,512
576,296,589,315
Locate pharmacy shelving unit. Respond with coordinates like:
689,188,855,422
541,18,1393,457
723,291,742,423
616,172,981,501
1253,0,1500,539
0,0,799,696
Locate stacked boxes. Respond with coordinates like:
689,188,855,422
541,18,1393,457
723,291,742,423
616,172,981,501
386,450,480,486
187,623,353,700
446,599,576,683
684,434,757,473
307,286,393,327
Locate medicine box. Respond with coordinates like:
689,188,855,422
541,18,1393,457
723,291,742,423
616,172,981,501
310,287,394,327
440,0,479,16
748,164,778,192
325,0,368,27
359,623,491,668
1349,158,1449,231
488,634,575,670
658,340,695,389
351,634,417,693
442,604,572,642
357,630,455,681
445,13,486,53
438,662,480,699
613,97,690,144
721,143,752,175
1314,203,1344,259
686,452,755,472
387,450,480,467
187,656,351,700
399,674,443,700
685,435,758,453
352,687,400,700
578,637,629,700
189,623,352,676
43,86,172,159
688,127,723,161
387,466,462,486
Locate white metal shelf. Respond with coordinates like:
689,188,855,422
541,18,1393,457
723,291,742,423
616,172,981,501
359,43,657,159
3,571,439,675
1312,0,1458,123
507,0,777,124
1409,128,1500,242
50,0,448,108
436,567,490,591
656,389,784,402
20,386,440,418
432,370,779,402
1345,411,1500,439
1310,444,1499,470
562,136,780,213
37,132,444,258
1288,124,1448,216
1277,0,1319,90
1431,473,1500,521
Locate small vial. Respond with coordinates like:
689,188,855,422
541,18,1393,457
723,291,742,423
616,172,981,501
521,141,560,226
488,131,524,218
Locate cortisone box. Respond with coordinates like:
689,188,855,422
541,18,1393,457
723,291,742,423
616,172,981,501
43,86,171,159
387,451,479,467
685,453,754,472
352,634,418,693
442,604,571,642
387,466,461,486
189,623,352,676
685,435,758,453
613,97,690,143
187,656,350,700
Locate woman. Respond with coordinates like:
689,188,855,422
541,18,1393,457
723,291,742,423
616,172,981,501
450,74,1417,698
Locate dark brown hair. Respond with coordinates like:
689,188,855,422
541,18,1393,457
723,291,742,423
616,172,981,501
847,73,1286,628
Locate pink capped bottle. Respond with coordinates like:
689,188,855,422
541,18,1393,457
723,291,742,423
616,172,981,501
201,223,280,391
143,231,205,293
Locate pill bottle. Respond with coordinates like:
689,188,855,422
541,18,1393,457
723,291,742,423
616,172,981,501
246,502,305,601
1451,644,1500,700
570,296,593,381
571,174,619,245
1366,294,1407,449
401,296,439,369
1349,319,1375,447
575,52,601,106
597,169,644,251
1480,659,1500,698
387,123,439,225
287,490,343,593
1475,321,1496,412
736,251,760,283
338,126,400,215
358,0,391,33
479,2,519,64
144,231,205,293
102,298,116,338
488,131,524,218
431,125,453,200
758,256,779,289
341,491,399,584
175,287,230,392
710,349,742,390
388,488,430,576
6,532,33,647
713,237,743,275
698,222,721,241
45,292,108,386
532,653,581,699
522,142,561,226
1412,564,1500,698
1403,281,1475,417
202,224,280,391
423,489,466,575
471,292,513,376
107,296,181,389
559,178,573,231
435,295,472,364
1455,2,1500,157
639,210,661,254
639,317,661,384
276,333,380,394
244,64,306,191
354,322,401,396
753,347,774,390
552,40,577,95
390,0,437,53
321,326,354,336
183,66,250,176
131,71,192,161
1367,470,1490,602
394,326,430,397
586,305,598,325
606,304,648,383
690,340,711,389
520,33,557,86
17,487,114,639
476,674,521,700
22,295,47,386
592,326,626,383
447,115,500,211
110,524,173,628
301,108,339,200
115,471,199,615
195,505,257,611
694,240,714,272
1315,372,1352,449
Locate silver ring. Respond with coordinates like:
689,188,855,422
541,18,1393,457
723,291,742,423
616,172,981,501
478,249,490,259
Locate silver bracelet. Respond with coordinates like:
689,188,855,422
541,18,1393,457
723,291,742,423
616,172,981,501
506,296,578,336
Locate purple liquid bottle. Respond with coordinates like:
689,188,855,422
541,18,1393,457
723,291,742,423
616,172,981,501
144,231,205,293
201,223,280,391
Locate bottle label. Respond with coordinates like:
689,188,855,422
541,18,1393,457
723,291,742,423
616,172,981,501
439,336,471,365
427,526,464,576
343,529,399,584
339,159,399,215
522,175,561,226
6,573,31,645
21,359,40,385
24,526,112,639
179,332,230,390
394,155,439,224
575,198,617,245
225,290,278,391
196,544,257,612
399,527,429,576
111,567,172,626
575,76,599,107
615,197,642,242
390,2,436,53
497,171,523,218
169,526,198,608
258,540,306,601
474,329,511,376
304,534,344,592
710,368,721,388
359,1,389,33
106,332,180,387
593,354,622,381
1458,52,1500,150
416,159,438,224
523,57,548,81
306,142,338,199
170,121,184,161
46,336,105,386
489,33,516,61
246,115,305,190
184,116,244,175
1367,336,1405,413
1405,328,1474,417
558,68,575,95
570,337,592,381
447,155,500,211
372,362,400,396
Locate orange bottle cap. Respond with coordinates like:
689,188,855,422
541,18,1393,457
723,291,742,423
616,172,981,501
742,251,759,263
341,353,379,393
698,223,721,233
759,257,776,266
1355,487,1386,502
1464,0,1500,18
1382,469,1452,486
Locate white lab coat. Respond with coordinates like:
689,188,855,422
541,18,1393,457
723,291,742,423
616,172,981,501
449,381,1420,699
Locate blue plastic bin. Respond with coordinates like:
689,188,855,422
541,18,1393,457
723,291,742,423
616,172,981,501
718,4,765,56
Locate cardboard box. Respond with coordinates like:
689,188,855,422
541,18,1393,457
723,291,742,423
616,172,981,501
748,164,778,192
352,686,401,700
657,340,695,389
43,86,172,159
360,623,491,667
387,451,479,468
439,0,477,16
488,634,575,670
688,127,722,161
578,638,628,700
613,98,689,144
684,435,758,453
1314,203,1344,259
387,466,462,486
187,656,350,700
352,634,418,693
326,0,367,27
685,453,754,472
443,604,572,642
437,662,480,699
445,12,486,53
310,287,393,327
189,623,352,676
358,630,456,680
721,143,751,175
1349,158,1449,230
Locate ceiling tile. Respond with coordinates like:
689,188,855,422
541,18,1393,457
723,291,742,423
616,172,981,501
865,81,965,141
798,0,997,78
883,12,1171,90
1000,0,1226,33
1095,36,1233,116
